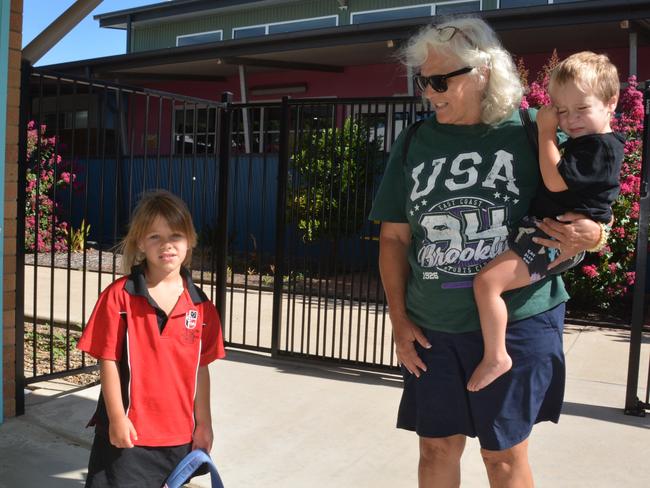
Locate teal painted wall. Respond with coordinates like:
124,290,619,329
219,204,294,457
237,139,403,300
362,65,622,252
131,0,489,51
0,0,10,425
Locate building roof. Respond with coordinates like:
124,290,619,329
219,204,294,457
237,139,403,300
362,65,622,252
94,0,308,29
46,0,650,83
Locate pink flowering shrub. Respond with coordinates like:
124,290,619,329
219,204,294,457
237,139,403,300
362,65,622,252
521,60,645,313
25,121,77,253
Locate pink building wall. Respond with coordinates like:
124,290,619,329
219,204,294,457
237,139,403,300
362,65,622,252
125,48,648,155
141,47,649,104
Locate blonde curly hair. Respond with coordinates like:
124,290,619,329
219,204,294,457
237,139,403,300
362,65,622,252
401,16,524,125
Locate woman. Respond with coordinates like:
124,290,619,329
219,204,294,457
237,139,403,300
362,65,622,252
369,17,603,487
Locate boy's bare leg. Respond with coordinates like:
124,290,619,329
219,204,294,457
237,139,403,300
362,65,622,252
468,250,532,391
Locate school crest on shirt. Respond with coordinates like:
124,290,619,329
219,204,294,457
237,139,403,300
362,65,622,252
185,310,199,329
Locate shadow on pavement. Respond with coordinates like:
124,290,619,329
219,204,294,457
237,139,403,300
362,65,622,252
562,401,650,428
223,348,403,388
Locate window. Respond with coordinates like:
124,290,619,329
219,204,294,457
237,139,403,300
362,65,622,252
176,30,223,47
268,16,338,34
351,5,432,24
173,107,218,154
436,1,481,15
351,2,480,24
233,16,338,40
233,26,266,39
499,0,547,7
44,110,89,131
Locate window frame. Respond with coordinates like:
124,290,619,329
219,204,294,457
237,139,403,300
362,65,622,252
175,29,224,47
350,1,483,24
232,14,339,40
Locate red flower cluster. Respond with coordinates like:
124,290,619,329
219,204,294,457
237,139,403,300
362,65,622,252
25,121,79,253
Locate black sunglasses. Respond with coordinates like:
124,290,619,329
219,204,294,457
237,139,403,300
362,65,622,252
413,67,474,93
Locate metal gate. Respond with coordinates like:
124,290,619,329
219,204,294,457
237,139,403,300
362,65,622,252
16,67,430,414
16,66,650,417
625,83,650,417
16,66,231,413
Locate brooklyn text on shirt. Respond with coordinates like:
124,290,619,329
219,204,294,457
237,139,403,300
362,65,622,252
407,150,521,282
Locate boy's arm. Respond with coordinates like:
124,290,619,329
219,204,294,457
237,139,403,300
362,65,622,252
100,359,138,448
536,105,569,192
192,365,214,451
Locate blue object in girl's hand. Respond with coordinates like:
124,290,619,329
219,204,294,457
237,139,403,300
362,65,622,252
164,449,225,488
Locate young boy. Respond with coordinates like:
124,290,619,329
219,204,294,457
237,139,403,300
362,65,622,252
468,51,625,391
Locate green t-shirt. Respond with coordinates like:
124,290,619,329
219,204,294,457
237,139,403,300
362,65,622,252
369,111,569,333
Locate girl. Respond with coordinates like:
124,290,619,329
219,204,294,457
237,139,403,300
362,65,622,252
78,190,225,487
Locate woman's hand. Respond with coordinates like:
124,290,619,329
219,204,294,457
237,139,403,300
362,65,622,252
533,212,601,269
392,314,431,378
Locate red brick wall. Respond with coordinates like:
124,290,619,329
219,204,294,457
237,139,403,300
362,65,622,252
3,0,22,419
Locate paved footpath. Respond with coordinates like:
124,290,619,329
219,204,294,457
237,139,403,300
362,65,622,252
0,325,648,487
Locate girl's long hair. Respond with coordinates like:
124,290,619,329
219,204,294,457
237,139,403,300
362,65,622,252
119,190,197,274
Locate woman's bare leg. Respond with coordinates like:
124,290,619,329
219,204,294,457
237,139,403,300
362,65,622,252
419,435,466,488
481,438,534,488
468,250,532,391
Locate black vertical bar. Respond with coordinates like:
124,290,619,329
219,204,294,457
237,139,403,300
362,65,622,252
155,97,162,188
48,77,61,374
65,80,78,372
271,97,290,357
80,80,93,369
142,94,150,194
625,84,650,416
15,61,32,415
215,92,232,323
126,14,132,53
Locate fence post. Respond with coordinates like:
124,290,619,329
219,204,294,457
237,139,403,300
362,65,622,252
215,92,232,324
271,96,290,357
15,61,31,416
625,82,650,416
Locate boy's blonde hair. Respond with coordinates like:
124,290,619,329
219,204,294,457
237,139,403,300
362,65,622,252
120,190,197,273
548,51,620,103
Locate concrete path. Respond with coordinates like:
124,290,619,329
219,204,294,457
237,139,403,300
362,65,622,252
1,324,648,488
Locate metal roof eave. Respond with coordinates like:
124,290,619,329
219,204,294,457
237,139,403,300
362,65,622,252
94,0,650,30
43,0,650,74
94,0,306,29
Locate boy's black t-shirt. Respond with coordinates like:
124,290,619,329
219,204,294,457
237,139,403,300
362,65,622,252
531,132,625,223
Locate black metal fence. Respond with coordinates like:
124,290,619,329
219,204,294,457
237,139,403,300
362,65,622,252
625,84,650,417
16,67,230,414
16,66,433,413
17,66,648,417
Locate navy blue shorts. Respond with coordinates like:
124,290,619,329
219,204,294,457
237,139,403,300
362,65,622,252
397,303,566,451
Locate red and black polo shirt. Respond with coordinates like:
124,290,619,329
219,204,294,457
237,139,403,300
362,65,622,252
77,265,225,447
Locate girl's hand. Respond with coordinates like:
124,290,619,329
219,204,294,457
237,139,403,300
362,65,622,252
536,105,559,135
192,422,214,452
533,212,601,269
108,415,138,448
392,315,431,378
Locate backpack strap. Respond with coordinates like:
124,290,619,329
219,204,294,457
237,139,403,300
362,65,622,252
164,449,225,488
402,119,425,166
518,108,539,153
